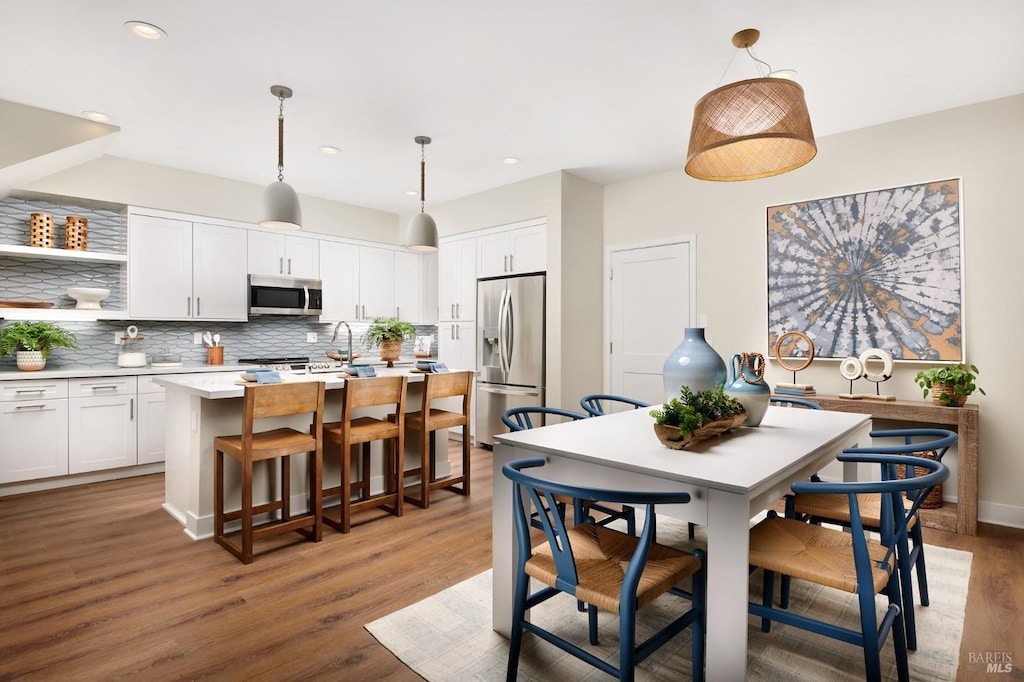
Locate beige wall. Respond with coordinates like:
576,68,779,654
604,93,1024,526
23,155,399,242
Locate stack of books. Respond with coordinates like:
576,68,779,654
773,382,816,396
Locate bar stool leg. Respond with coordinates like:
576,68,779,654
340,443,353,533
215,449,225,545
394,434,405,517
241,457,254,565
281,456,291,521
421,429,432,509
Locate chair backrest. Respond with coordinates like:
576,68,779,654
502,406,587,432
502,457,693,594
851,428,957,461
341,375,408,420
769,397,822,409
420,370,473,416
579,393,650,417
242,381,326,437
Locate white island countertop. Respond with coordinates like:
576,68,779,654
152,366,433,399
0,362,258,381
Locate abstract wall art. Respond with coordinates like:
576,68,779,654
767,178,963,362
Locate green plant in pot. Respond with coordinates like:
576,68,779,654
914,363,985,407
0,321,79,371
362,317,416,366
650,384,746,449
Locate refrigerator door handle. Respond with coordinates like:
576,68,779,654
477,384,541,397
503,289,514,374
497,288,511,378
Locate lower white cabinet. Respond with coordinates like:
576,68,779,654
0,380,69,483
136,375,167,465
437,321,477,438
68,377,138,474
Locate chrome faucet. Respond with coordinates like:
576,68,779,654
331,320,353,368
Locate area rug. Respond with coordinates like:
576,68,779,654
367,519,972,681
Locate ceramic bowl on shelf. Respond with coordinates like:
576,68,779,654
66,286,111,310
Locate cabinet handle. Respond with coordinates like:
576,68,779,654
504,254,508,272
451,304,455,318
15,388,45,394
130,397,134,420
197,297,201,317
361,305,366,319
187,297,191,316
456,303,460,319
15,404,45,410
396,306,400,319
91,385,119,391
288,258,292,275
280,257,284,274
356,304,360,319
450,326,455,340
509,254,514,271
456,325,460,340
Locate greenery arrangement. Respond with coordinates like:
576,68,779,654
914,363,985,406
650,384,745,436
362,317,417,346
0,321,79,358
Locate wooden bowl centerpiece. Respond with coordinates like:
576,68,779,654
650,385,746,450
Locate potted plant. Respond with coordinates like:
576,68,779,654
914,363,985,407
650,384,746,449
362,317,417,366
0,321,79,371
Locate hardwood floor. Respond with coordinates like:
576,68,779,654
1,444,1021,680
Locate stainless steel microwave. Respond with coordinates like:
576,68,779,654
248,274,323,316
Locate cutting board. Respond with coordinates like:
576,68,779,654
0,301,55,308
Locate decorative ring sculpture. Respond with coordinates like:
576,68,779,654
772,331,814,372
858,348,893,383
839,356,864,381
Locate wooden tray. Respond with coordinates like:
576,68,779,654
0,301,55,308
653,413,747,450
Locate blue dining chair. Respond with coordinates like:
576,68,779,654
769,396,823,409
502,406,637,535
579,393,650,417
785,428,957,650
503,457,706,682
749,453,949,682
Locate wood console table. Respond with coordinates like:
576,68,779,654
812,395,978,535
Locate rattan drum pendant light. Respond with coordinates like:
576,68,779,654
685,29,816,182
405,135,439,252
259,85,302,229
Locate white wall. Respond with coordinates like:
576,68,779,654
604,93,1024,527
23,155,399,242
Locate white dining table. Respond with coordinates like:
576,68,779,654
491,405,871,681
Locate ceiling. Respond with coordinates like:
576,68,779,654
3,1,1024,215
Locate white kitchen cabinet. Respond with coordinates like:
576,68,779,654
439,236,477,321
68,377,138,474
437,321,476,437
477,221,546,278
129,214,248,321
393,250,422,323
0,380,69,484
358,246,395,320
319,240,360,320
247,231,319,278
136,375,167,465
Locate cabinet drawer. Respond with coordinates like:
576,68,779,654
69,377,137,398
0,379,69,401
137,375,169,395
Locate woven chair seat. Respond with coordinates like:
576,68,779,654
526,523,701,614
792,492,916,529
749,516,891,594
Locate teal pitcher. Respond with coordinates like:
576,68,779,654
724,352,770,426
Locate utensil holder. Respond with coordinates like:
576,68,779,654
207,346,224,365
66,216,88,251
30,213,55,248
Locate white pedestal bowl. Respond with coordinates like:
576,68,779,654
66,287,111,310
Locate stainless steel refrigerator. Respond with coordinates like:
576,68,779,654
476,273,545,446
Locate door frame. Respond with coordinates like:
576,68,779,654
603,236,697,393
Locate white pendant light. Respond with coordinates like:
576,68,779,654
405,135,439,252
259,85,302,229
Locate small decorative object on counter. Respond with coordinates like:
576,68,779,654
724,352,770,426
29,212,55,248
117,325,148,368
413,334,433,358
363,317,417,368
772,330,816,396
662,327,727,401
65,216,88,250
650,384,746,450
0,321,78,371
207,345,224,365
914,363,985,407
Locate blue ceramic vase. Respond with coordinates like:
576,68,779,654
662,328,727,401
724,352,771,426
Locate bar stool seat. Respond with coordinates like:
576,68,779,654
397,370,473,509
323,375,408,533
214,381,326,565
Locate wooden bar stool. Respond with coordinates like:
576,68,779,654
322,375,408,533
213,381,326,564
400,370,473,509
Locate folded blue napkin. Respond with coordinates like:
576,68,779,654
255,371,282,384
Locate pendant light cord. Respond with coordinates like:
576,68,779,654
277,94,285,182
419,141,426,214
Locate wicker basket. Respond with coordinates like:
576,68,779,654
29,212,55,248
898,448,944,509
66,216,88,251
929,381,967,407
653,412,747,450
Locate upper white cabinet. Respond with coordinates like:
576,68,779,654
394,249,423,323
439,236,477,321
477,221,546,278
129,214,248,321
247,231,319,279
359,245,396,320
319,240,432,324
319,240,360,321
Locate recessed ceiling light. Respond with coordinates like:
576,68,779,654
82,111,111,123
502,157,520,165
320,145,341,155
404,190,419,196
124,21,167,40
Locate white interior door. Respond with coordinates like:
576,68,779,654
608,241,693,406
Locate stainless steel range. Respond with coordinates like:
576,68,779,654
238,356,346,374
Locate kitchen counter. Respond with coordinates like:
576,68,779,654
151,366,426,399
0,362,257,381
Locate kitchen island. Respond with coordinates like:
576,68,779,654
154,368,455,540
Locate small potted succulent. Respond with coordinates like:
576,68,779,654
914,363,985,407
650,384,746,449
363,317,417,366
0,321,79,371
